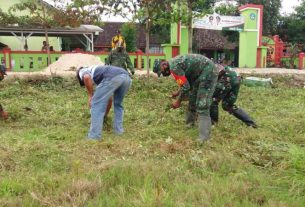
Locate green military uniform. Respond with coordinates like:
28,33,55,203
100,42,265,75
169,54,219,142
210,66,257,127
169,54,219,116
107,48,135,75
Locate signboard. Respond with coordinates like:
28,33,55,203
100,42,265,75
193,14,244,31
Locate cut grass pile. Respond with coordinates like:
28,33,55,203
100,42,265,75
0,74,304,206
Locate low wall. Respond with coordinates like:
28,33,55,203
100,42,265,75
0,50,166,72
280,56,299,69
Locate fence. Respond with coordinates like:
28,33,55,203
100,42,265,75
0,49,166,72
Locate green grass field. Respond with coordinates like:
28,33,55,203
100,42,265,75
0,74,304,207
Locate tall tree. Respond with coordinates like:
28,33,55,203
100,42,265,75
7,0,61,66
121,22,137,52
277,0,305,50
111,0,174,76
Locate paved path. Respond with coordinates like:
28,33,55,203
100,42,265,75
235,68,305,75
135,68,305,76
5,68,305,78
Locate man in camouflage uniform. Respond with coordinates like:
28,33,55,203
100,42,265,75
210,64,257,127
107,41,135,75
0,64,8,120
153,54,219,142
105,41,134,122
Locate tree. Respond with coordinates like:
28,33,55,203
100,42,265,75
9,0,61,66
121,22,137,52
110,0,174,76
277,0,305,50
1,0,115,72
1,0,84,68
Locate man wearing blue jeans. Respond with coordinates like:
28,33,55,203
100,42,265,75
76,65,132,140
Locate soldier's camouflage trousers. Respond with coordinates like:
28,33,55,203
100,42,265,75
188,65,218,116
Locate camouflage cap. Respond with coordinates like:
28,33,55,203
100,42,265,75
153,59,162,77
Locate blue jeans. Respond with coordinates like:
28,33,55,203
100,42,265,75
88,74,132,139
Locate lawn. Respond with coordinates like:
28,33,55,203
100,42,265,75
0,74,304,207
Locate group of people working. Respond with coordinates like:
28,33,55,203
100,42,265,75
77,37,257,142
153,54,257,142
1,30,257,143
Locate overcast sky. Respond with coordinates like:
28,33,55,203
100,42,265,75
281,0,301,15
103,0,302,22
44,0,302,21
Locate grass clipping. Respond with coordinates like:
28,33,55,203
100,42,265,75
44,53,104,74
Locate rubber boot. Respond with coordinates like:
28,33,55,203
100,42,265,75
232,108,257,128
210,102,219,125
198,114,212,143
185,111,196,127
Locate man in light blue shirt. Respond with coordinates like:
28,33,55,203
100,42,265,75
76,65,132,140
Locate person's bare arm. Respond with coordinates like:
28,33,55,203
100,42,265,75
83,74,94,108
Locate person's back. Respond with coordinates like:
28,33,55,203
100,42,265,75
108,48,129,69
169,54,215,84
107,44,134,74
214,66,240,100
77,64,132,140
81,65,129,86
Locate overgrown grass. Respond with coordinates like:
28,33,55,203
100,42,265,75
0,74,304,206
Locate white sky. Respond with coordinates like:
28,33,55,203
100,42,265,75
44,0,302,21
103,0,302,22
281,0,301,15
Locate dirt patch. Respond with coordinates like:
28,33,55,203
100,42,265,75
44,53,104,74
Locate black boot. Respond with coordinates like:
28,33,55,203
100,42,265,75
185,111,196,127
210,101,219,125
232,108,257,128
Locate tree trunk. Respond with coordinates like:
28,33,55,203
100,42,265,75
187,2,193,53
145,8,150,77
42,6,52,74
44,27,51,65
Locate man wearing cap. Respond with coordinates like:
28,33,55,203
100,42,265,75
153,54,219,143
111,30,126,49
107,41,135,75
211,62,257,128
76,65,132,140
0,64,8,120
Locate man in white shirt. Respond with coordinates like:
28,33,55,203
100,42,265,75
76,65,132,140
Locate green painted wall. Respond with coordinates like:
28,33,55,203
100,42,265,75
239,32,257,67
242,9,258,30
261,47,267,67
0,51,165,72
180,26,189,55
0,36,61,51
239,7,260,68
281,57,299,69
0,0,61,51
170,23,178,44
161,45,173,60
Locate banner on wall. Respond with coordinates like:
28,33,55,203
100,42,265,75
193,14,244,31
